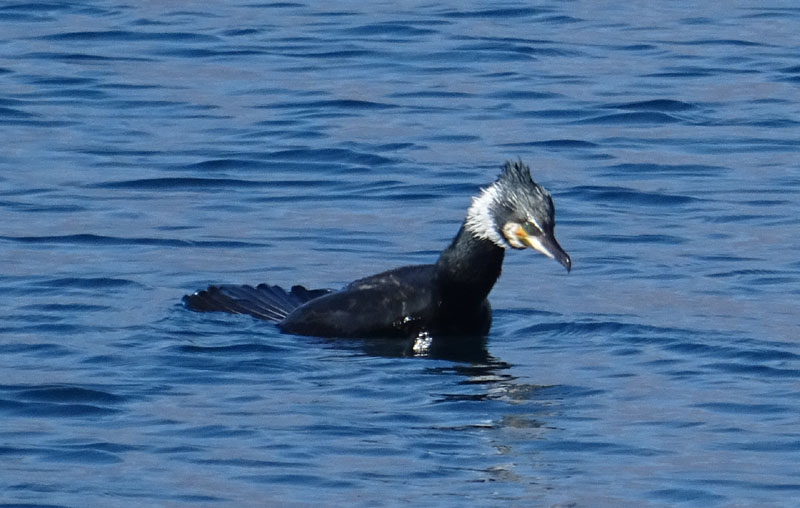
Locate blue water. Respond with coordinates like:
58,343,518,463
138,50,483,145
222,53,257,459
2,2,799,507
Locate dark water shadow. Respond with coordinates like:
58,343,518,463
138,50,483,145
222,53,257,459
310,333,497,364
307,333,518,393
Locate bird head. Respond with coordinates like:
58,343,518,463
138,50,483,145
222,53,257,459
465,160,571,271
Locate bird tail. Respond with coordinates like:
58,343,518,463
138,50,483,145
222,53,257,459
183,283,331,322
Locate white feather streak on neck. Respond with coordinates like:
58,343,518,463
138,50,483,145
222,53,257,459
464,183,507,248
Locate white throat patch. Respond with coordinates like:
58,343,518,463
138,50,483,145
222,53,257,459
464,183,508,248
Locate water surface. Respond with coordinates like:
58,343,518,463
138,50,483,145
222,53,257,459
1,2,799,507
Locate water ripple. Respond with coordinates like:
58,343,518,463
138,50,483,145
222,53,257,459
2,2,799,507
0,234,265,248
567,185,696,206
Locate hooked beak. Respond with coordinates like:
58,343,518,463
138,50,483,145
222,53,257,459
517,228,572,272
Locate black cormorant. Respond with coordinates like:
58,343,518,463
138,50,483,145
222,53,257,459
184,160,570,341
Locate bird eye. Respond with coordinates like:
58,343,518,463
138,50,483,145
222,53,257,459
522,221,543,236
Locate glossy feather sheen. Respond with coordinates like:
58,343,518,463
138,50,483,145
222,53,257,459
279,265,439,337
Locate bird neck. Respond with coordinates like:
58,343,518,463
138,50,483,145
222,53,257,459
435,225,505,306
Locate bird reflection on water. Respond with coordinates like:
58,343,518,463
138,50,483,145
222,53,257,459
316,332,529,409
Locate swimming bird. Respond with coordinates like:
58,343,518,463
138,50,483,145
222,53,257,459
184,160,570,340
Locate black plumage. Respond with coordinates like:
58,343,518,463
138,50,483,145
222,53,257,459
184,160,570,340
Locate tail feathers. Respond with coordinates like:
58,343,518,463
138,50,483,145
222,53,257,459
183,283,331,322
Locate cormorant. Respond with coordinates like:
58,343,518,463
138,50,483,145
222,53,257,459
184,160,570,341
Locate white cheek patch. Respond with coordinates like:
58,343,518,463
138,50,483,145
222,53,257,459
502,222,527,249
